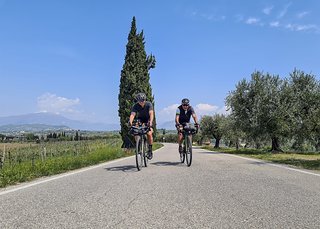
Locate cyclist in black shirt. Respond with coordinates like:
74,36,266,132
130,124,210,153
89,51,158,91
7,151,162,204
129,92,154,159
175,98,199,153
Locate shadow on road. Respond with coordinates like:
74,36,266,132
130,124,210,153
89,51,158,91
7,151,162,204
104,165,137,172
151,161,182,167
198,150,221,155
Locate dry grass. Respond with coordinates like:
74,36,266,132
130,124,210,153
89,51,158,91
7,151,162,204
0,142,36,151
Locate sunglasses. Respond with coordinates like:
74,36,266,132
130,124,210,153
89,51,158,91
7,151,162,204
182,104,189,107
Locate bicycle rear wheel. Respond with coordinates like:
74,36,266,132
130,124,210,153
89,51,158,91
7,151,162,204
135,136,143,171
185,135,192,167
143,136,148,167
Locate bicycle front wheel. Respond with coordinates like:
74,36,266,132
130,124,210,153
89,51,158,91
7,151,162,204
135,136,143,171
185,135,192,167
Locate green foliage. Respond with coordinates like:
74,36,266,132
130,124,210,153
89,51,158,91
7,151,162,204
25,133,39,141
203,146,320,170
200,114,227,148
118,16,156,148
287,69,320,150
226,69,320,152
222,115,246,149
0,140,129,188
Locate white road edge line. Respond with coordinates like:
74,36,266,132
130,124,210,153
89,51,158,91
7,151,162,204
1,146,163,195
0,156,134,196
199,148,320,177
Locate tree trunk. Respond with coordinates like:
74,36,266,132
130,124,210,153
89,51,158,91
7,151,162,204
315,138,320,152
199,137,204,146
270,137,283,153
214,138,220,148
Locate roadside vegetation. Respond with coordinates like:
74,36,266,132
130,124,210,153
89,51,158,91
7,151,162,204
197,70,320,171
0,135,163,188
202,146,320,170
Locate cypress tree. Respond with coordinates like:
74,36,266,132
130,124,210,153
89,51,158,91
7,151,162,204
118,17,156,148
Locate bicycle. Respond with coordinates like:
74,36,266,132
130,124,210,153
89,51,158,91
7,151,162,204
178,123,198,167
130,121,150,171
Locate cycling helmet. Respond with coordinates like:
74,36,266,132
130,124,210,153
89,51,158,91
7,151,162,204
136,92,146,102
181,98,190,105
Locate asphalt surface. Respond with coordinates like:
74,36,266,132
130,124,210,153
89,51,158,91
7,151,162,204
0,143,319,228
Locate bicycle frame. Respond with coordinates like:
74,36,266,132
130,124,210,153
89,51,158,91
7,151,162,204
180,123,197,167
130,124,150,171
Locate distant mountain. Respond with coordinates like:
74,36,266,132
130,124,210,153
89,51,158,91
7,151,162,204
0,113,119,131
0,124,71,132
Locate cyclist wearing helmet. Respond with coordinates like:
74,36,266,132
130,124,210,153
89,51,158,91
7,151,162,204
175,98,199,153
129,92,154,159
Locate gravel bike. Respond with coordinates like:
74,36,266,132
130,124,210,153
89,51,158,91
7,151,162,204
130,122,150,171
179,123,198,167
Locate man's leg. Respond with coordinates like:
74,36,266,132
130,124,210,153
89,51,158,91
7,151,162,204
178,132,183,153
147,128,153,159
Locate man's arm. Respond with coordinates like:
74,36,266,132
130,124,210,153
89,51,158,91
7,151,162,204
129,112,136,126
192,113,198,124
149,110,154,126
175,114,180,125
175,108,181,125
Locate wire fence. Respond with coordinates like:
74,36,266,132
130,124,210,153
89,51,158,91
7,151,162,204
0,138,121,169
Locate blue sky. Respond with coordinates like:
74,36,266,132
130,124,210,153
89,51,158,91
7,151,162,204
0,0,319,126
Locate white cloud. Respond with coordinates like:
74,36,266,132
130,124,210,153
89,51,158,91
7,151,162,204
158,104,179,123
297,11,309,19
285,23,319,32
37,93,80,115
200,13,226,21
158,103,229,124
160,104,179,115
246,17,262,26
189,9,226,22
270,21,280,27
263,6,273,15
278,3,291,19
246,17,259,25
195,103,229,118
195,103,218,112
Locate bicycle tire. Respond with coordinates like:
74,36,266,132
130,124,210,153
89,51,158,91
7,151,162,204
135,136,143,171
185,135,192,167
143,136,149,167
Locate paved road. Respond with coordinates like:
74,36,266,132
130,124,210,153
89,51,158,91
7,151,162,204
0,143,319,228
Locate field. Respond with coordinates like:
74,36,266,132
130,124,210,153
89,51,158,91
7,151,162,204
0,139,163,188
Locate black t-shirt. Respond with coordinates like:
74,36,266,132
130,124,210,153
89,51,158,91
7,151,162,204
176,105,195,124
131,101,153,123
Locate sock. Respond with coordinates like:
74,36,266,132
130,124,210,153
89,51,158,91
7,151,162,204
149,144,152,151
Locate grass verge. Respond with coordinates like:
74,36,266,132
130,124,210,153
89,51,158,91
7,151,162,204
202,146,320,171
0,142,164,188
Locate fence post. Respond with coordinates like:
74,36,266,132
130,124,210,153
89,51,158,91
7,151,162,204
0,151,2,169
32,152,35,168
44,147,47,160
8,151,11,165
2,144,5,167
40,148,44,162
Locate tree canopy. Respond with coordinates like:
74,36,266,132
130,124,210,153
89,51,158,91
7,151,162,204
118,17,156,148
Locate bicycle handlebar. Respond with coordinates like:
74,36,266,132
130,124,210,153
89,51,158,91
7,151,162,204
129,125,150,135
